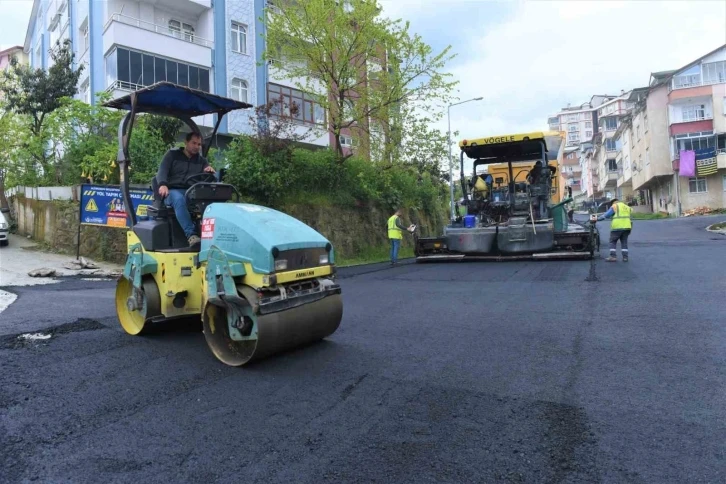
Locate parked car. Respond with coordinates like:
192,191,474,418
0,209,9,246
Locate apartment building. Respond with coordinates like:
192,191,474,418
591,92,635,200
21,0,379,154
0,45,28,71
548,95,621,204
614,45,726,214
558,147,583,201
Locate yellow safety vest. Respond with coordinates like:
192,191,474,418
387,215,403,239
611,202,632,230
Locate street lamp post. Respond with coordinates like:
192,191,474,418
448,97,483,221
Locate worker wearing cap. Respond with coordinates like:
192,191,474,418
387,209,414,265
597,198,632,262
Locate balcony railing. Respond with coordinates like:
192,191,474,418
104,13,213,48
669,77,726,92
671,115,713,125
105,80,143,93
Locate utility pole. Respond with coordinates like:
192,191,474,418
448,97,483,220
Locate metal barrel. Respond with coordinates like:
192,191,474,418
202,292,343,366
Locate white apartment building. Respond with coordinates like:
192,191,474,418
615,45,726,215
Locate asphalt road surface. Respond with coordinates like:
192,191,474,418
1,216,725,483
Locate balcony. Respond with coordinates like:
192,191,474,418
669,119,713,136
668,84,714,102
718,150,726,169
138,0,212,16
103,14,212,68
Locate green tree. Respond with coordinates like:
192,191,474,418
263,0,458,162
0,39,84,183
0,103,26,211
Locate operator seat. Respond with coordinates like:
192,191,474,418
133,176,193,252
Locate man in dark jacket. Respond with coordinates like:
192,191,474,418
156,132,215,245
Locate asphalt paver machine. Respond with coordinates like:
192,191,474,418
104,82,343,366
415,131,600,261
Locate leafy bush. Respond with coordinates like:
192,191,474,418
221,135,448,213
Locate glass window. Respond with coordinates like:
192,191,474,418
189,66,199,89
199,69,210,93
178,63,189,86
117,48,130,83
166,61,177,84
688,177,707,193
142,54,154,86
231,22,247,54
267,82,326,125
155,58,166,83
702,61,726,84
169,20,181,38
105,49,117,88
129,51,142,86
231,78,248,103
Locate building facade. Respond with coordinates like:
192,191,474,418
20,0,351,150
0,45,29,71
613,45,726,214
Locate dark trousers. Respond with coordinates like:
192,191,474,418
390,238,401,263
609,229,631,258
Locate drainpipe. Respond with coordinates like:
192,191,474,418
674,169,682,217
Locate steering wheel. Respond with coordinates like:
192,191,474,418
184,172,217,186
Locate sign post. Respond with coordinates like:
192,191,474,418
76,184,155,258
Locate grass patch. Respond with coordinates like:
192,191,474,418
632,212,668,220
337,245,414,267
708,222,726,231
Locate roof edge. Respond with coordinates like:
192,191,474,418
23,0,40,53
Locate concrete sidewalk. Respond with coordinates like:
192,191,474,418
0,234,122,288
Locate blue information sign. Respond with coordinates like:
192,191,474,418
79,184,154,228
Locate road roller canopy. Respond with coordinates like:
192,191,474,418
458,131,565,164
102,81,253,117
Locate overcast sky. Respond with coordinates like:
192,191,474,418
2,0,725,139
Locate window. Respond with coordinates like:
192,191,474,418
169,20,194,42
585,130,592,139
603,118,618,131
80,78,90,103
608,159,617,172
267,83,326,125
107,47,210,92
689,177,707,193
568,124,578,132
673,65,701,89
79,18,88,52
644,113,648,132
567,114,577,122
585,121,592,129
681,104,706,122
676,134,715,153
645,148,650,165
231,22,247,54
340,134,353,147
702,61,726,85
34,41,41,68
604,138,617,152
230,78,248,103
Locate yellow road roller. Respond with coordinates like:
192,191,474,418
103,82,343,366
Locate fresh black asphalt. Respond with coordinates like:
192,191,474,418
1,215,725,483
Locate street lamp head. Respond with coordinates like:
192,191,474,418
474,97,483,101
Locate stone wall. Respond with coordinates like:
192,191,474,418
11,194,447,264
12,195,128,264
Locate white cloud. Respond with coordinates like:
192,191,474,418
380,0,726,175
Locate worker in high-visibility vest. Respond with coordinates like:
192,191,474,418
597,198,633,262
387,209,414,265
